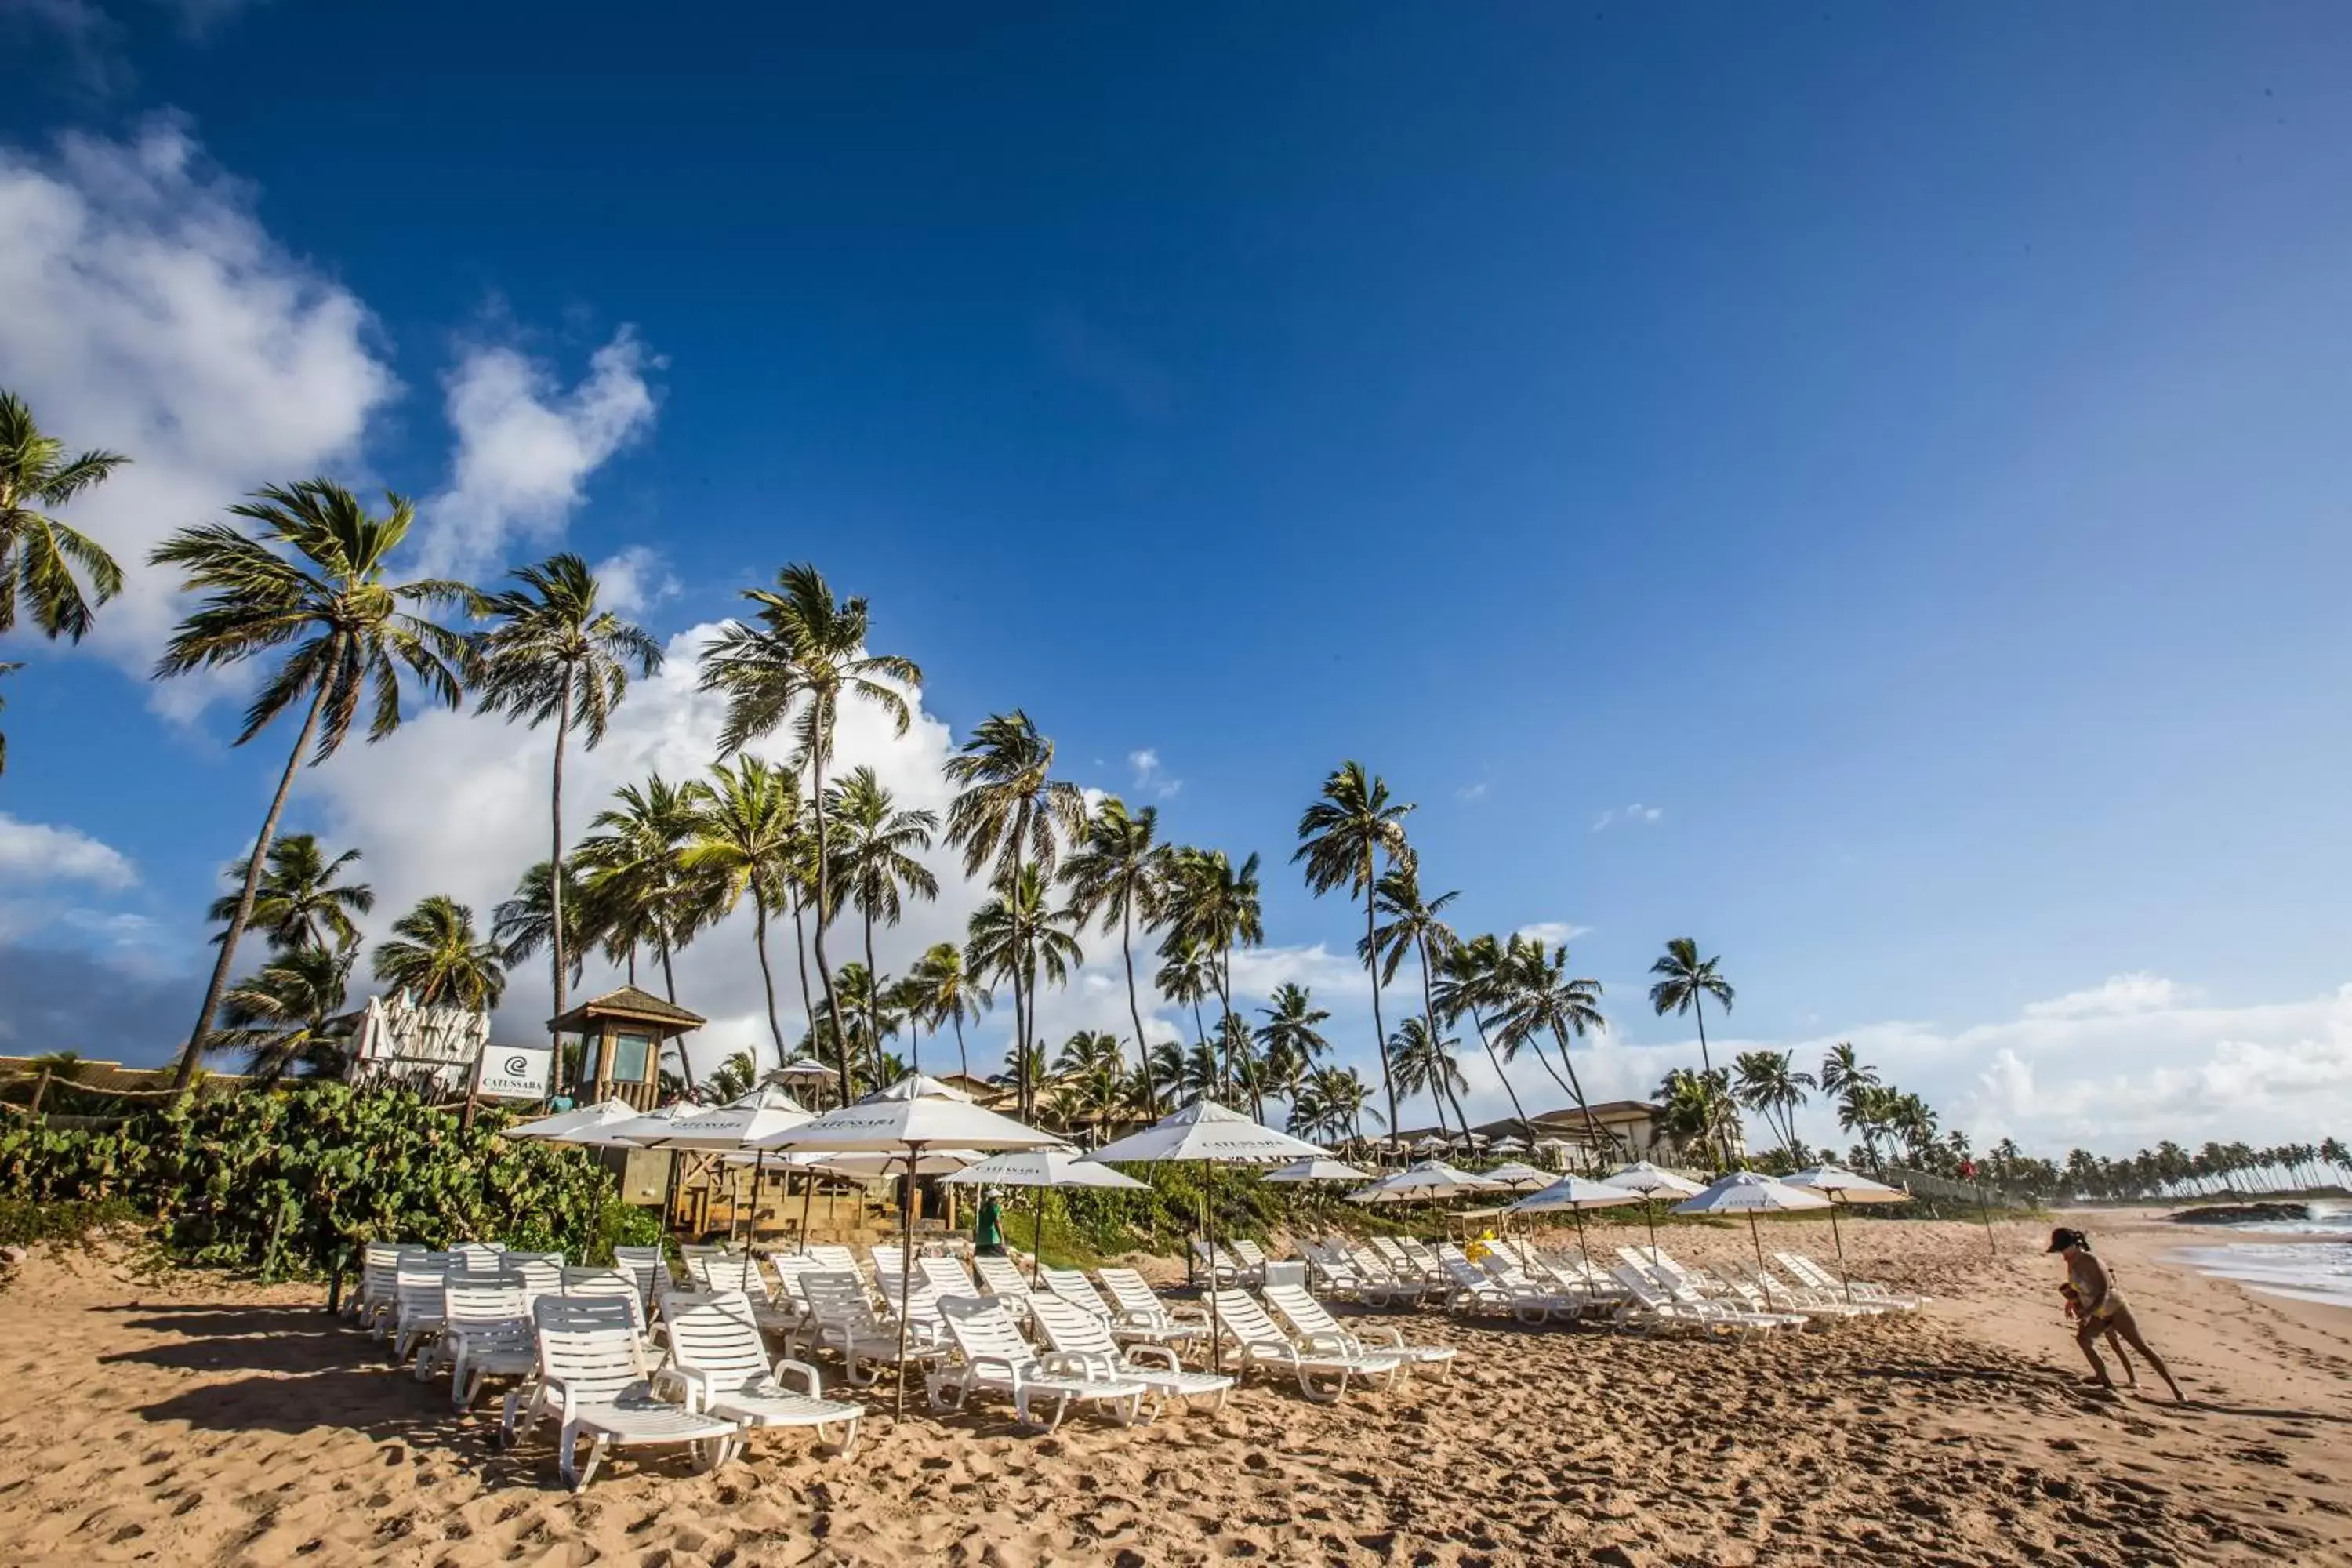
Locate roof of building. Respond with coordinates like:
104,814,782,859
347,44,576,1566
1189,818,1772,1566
547,986,707,1033
1465,1102,1663,1139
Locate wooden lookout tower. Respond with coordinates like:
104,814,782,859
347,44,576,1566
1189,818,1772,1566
548,986,706,1111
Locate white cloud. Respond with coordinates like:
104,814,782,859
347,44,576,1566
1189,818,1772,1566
0,121,397,678
417,328,659,578
1591,802,1664,833
1455,781,1488,803
2020,971,2194,1019
1512,920,1592,948
593,545,679,618
0,814,136,887
1127,747,1181,799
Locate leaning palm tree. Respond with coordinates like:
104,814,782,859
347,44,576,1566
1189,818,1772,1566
825,764,940,1070
575,773,706,1002
1819,1041,1877,1103
1391,1015,1469,1142
681,757,795,1068
0,661,20,776
1496,940,1611,1163
1649,938,1737,1166
0,389,127,644
907,941,991,1083
1432,934,1541,1142
204,833,372,954
1253,982,1330,1111
699,563,919,1099
944,710,1086,1116
1160,844,1264,1090
1293,760,1415,1145
1154,940,1218,1067
963,862,1083,1118
1058,796,1170,1101
151,480,470,1093
371,895,507,1009
209,942,354,1082
1363,865,1458,1120
1732,1048,1815,1160
471,553,662,1041
491,859,592,991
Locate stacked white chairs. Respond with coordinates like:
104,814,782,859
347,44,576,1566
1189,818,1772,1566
927,1297,1147,1432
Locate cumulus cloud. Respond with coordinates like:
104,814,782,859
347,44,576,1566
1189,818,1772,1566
1512,920,1592,948
0,120,397,677
1127,747,1181,799
2021,971,2194,1019
592,545,679,619
0,814,136,887
417,329,659,579
1591,803,1664,833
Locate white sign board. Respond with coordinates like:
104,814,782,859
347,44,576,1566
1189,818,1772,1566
475,1046,554,1102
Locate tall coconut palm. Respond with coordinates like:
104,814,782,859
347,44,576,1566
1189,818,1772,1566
1160,845,1263,1092
1819,1041,1877,1103
1648,938,1737,1166
1293,760,1415,1145
1731,1048,1815,1160
964,862,1083,1116
830,961,904,1087
1058,797,1170,1102
944,711,1086,1118
1656,1067,1737,1164
1254,983,1330,1110
1391,1016,1469,1140
471,553,662,1044
491,858,594,996
1154,940,1218,1067
151,480,470,1093
699,563,920,1102
824,764,940,1075
204,833,372,954
0,661,17,776
1432,934,1540,1142
0,389,127,644
1496,941,1611,1163
372,895,507,1009
209,943,354,1082
681,757,797,1066
575,773,706,1004
1291,1063,1381,1148
1363,865,1459,1124
907,941,990,1083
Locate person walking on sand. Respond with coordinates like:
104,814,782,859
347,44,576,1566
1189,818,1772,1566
2049,1227,2184,1402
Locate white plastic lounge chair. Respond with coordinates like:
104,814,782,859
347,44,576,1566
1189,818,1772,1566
927,1298,1148,1432
564,1267,649,1334
971,1255,1037,1319
1027,1294,1232,1415
390,1262,449,1366
1607,1265,1795,1333
1301,1238,1367,1300
662,1297,863,1459
1189,1238,1243,1287
869,1243,903,1285
1228,1239,1272,1285
1348,1246,1441,1308
800,1271,946,1386
1038,1265,1114,1317
500,1256,565,1316
1777,1251,1925,1309
612,1245,666,1307
505,1298,745,1490
1095,1267,1210,1350
917,1254,981,1302
452,1241,506,1275
1208,1289,1404,1403
1261,1283,1457,1380
804,1243,861,1279
429,1277,536,1408
353,1242,404,1330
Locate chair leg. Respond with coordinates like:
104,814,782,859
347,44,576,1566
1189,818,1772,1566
572,1432,608,1491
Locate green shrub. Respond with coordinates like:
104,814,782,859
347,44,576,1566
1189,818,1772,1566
0,1083,626,1280
0,1195,145,1248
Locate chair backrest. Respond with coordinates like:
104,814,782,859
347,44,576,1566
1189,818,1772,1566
1779,1252,1838,1288
1096,1267,1167,1319
664,1297,772,1390
680,1252,715,1289
1261,1282,1341,1340
1230,1238,1271,1269
611,1245,665,1301
501,1257,564,1308
394,1262,447,1307
769,1254,822,1304
973,1256,1032,1301
444,1277,527,1328
1028,1292,1121,1361
801,1270,879,1329
1348,1246,1399,1283
1370,1236,1412,1265
1207,1289,1284,1345
563,1267,646,1330
1039,1266,1109,1315
805,1243,858,1275
452,1242,506,1272
939,1296,1039,1369
1188,1238,1221,1272
1610,1265,1672,1306
700,1252,767,1300
919,1255,979,1301
532,1297,648,1401
870,1243,903,1283
361,1240,404,1271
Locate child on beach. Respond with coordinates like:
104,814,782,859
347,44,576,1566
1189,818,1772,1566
2049,1227,2185,1402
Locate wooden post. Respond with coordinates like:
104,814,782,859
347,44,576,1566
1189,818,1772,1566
27,1066,53,1118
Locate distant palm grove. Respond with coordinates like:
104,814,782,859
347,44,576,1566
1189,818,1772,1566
5,388,2348,1200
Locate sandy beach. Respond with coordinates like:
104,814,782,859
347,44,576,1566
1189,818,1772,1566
2,1214,2347,1567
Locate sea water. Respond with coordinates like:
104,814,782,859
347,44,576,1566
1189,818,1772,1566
2174,1201,2352,1309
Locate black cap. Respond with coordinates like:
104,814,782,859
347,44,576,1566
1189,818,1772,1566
2047,1227,2084,1254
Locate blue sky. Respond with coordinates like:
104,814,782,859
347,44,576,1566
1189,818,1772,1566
4,2,2351,1152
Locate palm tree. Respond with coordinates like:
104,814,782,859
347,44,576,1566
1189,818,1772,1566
825,764,940,1074
1160,845,1263,1093
492,857,593,994
1294,760,1415,1145
151,480,470,1093
472,553,662,1043
1496,941,1611,1163
371,895,506,1008
681,757,796,1068
0,390,126,644
1058,797,1170,1102
1054,1029,1126,1083
1253,983,1330,1109
1819,1041,1877,1103
944,711,1086,1118
0,661,17,776
1432,934,1541,1142
1731,1048,1815,1160
699,563,920,1102
1390,1015,1469,1139
964,864,1084,1116
1291,1064,1381,1148
1656,1067,1737,1165
830,961,904,1086
575,773,706,1002
908,941,990,1083
706,1051,757,1104
205,833,372,954
1648,938,1736,1164
1363,865,1458,1127
209,943,354,1082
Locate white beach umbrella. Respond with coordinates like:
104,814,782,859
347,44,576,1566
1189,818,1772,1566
502,1098,636,1140
564,1100,686,1147
1505,1171,1642,1272
1487,1135,1529,1154
760,1073,1065,1417
636,1087,815,1245
1084,1098,1324,1373
1479,1161,1556,1192
1348,1160,1501,1204
1785,1164,1908,1301
1261,1158,1373,1184
1411,1134,1450,1155
1672,1171,1832,1307
942,1148,1146,1279
1603,1160,1708,1263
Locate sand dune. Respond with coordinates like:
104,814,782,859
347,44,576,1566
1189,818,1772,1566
2,1215,2347,1566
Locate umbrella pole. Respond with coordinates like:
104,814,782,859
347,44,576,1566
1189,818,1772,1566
1646,1198,1661,1265
1572,1205,1592,1275
1750,1212,1772,1309
797,1165,815,1251
1831,1198,1852,1304
894,1142,921,1423
750,1149,767,1249
1205,1160,1221,1375
1033,1190,1045,1284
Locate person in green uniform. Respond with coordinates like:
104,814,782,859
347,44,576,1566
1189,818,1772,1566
975,1188,1005,1256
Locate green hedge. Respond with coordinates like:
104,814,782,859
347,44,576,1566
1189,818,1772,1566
0,1083,638,1279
